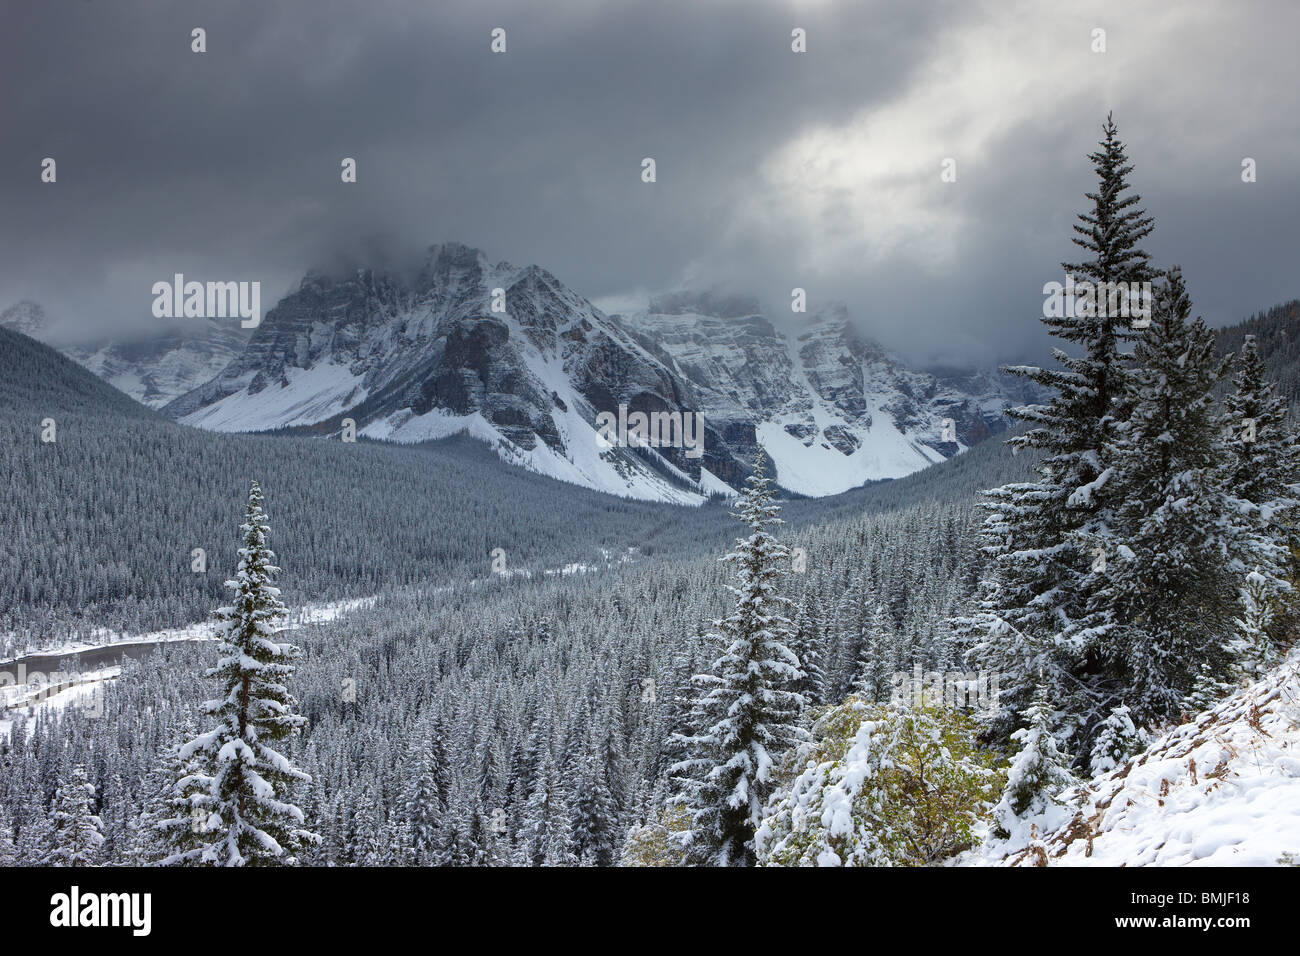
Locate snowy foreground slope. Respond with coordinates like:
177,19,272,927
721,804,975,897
992,655,1300,867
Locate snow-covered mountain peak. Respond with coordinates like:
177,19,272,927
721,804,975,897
615,295,1019,496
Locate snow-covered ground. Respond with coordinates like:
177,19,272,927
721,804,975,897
178,361,369,432
0,666,120,739
756,407,949,497
991,653,1300,867
489,546,642,580
0,596,377,667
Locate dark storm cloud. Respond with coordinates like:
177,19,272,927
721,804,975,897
1,0,1296,366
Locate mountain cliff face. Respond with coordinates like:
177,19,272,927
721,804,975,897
613,296,1027,496
160,244,717,503
6,244,1031,502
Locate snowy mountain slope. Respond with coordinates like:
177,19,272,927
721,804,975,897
0,300,250,409
154,246,1028,500
613,296,1023,496
63,320,251,409
996,654,1300,867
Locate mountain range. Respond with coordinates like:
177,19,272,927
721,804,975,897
3,243,1037,502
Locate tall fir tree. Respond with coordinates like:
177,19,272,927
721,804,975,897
1223,333,1300,642
1232,570,1278,682
671,451,806,866
833,574,874,700
963,114,1160,751
351,783,388,866
853,601,897,703
162,481,318,866
1223,335,1299,514
1087,269,1277,730
569,750,619,866
789,596,829,709
517,747,575,867
457,796,500,867
139,739,201,864
403,715,452,864
15,782,53,866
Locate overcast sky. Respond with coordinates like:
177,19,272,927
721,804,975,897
2,0,1297,367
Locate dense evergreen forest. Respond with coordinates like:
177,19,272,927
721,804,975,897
1214,299,1300,411
0,480,985,865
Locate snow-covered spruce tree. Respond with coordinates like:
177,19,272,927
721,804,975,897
1087,704,1147,776
1223,333,1300,639
517,746,575,866
15,789,54,866
569,751,620,866
508,713,550,847
43,764,105,867
853,601,897,703
652,643,701,792
457,798,500,867
789,596,829,709
403,715,451,865
671,451,806,866
1224,335,1300,525
162,481,317,866
1087,270,1275,729
991,689,1076,846
1231,570,1278,683
351,784,388,866
961,114,1160,750
99,771,131,863
834,573,877,701
137,740,200,864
